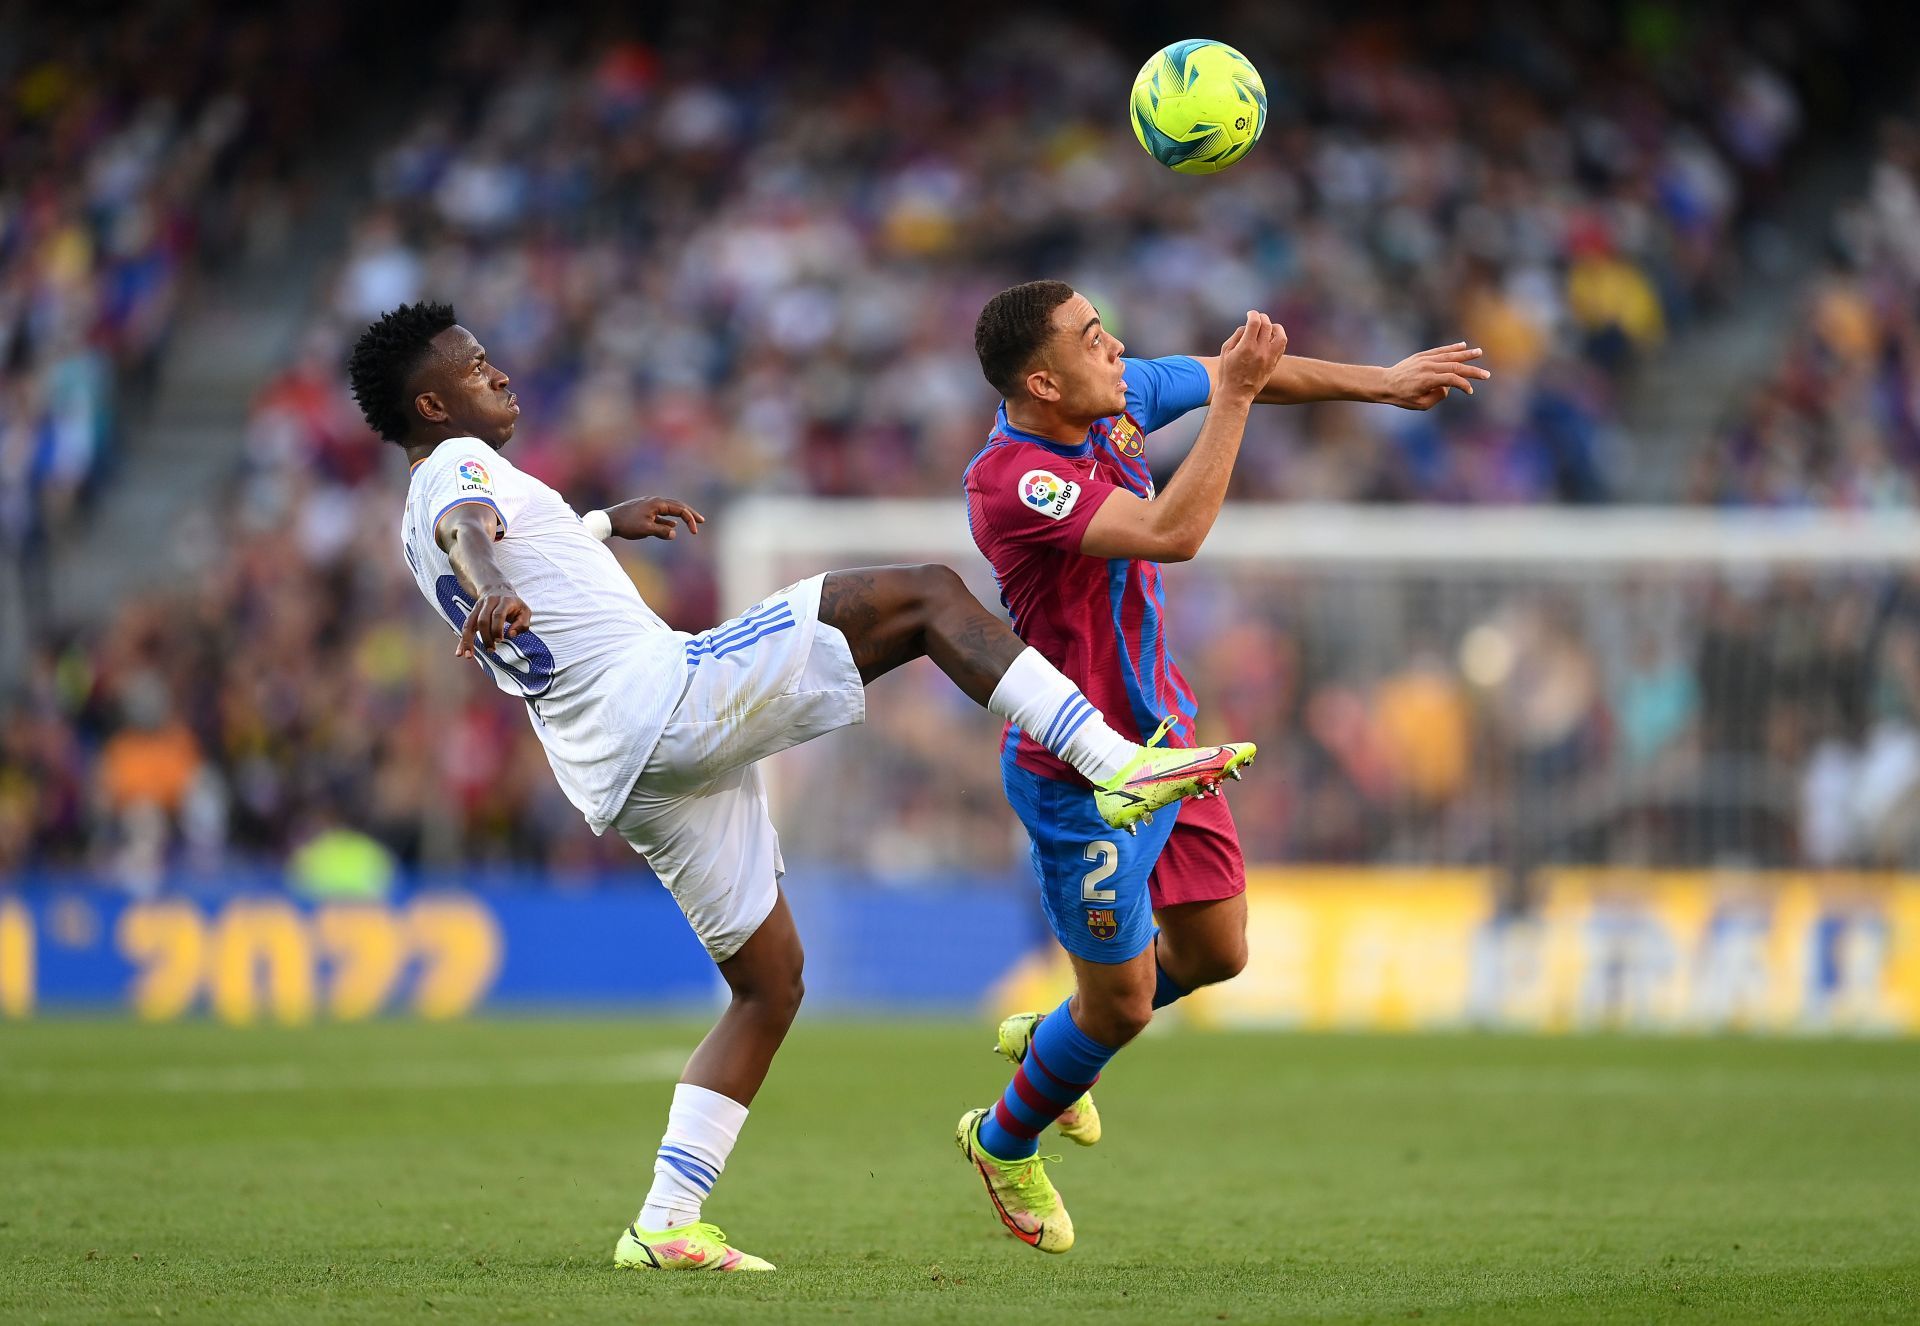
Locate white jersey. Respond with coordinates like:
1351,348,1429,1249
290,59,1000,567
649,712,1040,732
401,437,685,831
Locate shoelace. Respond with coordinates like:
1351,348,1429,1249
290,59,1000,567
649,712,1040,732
1004,1152,1065,1198
1142,714,1177,748
1112,715,1180,784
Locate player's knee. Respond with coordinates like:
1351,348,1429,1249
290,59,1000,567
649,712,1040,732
726,928,806,1022
1081,991,1154,1046
736,964,804,1025
773,968,806,1021
906,562,968,610
1107,999,1154,1045
1189,939,1248,988
762,956,805,1020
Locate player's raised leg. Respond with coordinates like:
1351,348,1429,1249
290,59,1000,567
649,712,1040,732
1152,895,1249,1003
1144,787,1253,1010
815,565,1254,830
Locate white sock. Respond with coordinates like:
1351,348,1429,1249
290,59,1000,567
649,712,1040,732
637,1083,748,1231
988,647,1136,783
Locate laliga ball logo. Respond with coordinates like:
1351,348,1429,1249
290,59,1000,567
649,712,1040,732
458,460,490,486
1023,474,1063,509
1018,469,1080,520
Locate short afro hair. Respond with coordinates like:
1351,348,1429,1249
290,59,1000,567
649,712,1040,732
974,280,1075,398
347,301,457,443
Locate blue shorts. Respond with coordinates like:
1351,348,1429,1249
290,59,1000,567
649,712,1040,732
1001,745,1178,963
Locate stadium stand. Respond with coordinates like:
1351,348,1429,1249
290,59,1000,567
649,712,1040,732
1690,120,1920,508
0,8,352,589
5,2,1917,882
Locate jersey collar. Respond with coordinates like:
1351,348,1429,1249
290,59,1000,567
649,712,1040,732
408,436,490,475
992,403,1094,457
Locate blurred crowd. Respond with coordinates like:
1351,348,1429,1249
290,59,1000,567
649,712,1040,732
0,7,349,579
1199,568,1920,871
266,2,1840,521
14,542,1920,885
7,1,1920,885
1689,120,1920,507
775,561,1920,876
0,530,614,889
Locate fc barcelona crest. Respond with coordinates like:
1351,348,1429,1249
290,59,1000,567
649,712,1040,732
1110,416,1145,457
1086,908,1118,941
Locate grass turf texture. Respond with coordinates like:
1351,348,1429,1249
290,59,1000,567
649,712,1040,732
2,1020,1916,1325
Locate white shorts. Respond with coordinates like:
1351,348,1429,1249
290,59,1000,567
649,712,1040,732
611,575,865,960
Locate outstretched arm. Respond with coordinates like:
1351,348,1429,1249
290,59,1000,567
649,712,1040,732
1195,342,1490,409
438,503,532,657
1077,311,1288,564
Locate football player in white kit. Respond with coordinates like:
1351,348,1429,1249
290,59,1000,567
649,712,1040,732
348,302,1254,1272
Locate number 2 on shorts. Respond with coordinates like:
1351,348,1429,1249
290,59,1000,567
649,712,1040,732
1081,841,1118,902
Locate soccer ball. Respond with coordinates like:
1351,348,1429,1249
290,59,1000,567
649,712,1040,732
1129,39,1267,175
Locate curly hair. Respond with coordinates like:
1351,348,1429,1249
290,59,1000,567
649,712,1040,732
347,301,457,443
973,280,1075,398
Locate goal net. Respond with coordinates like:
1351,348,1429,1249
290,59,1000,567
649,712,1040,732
720,500,1920,880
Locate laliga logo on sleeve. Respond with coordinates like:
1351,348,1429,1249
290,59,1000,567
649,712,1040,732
1019,469,1081,520
456,459,492,492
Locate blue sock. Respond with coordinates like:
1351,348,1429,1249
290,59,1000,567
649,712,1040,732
1152,961,1188,1009
976,997,1119,1160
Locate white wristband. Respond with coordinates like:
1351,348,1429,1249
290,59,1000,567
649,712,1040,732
582,509,613,542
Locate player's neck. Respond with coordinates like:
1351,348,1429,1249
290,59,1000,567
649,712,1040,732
404,438,454,470
404,431,497,468
1001,401,1092,447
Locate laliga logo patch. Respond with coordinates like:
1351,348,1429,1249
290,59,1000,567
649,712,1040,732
1086,908,1118,941
1110,416,1144,457
1019,469,1081,521
457,459,492,489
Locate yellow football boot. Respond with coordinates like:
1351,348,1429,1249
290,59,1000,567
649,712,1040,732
955,1107,1074,1254
1096,717,1254,834
614,1220,774,1272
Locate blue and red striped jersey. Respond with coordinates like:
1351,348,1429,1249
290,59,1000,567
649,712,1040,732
964,354,1213,784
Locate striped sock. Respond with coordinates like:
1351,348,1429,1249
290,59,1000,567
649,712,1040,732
987,648,1134,783
638,1083,746,1231
976,998,1119,1161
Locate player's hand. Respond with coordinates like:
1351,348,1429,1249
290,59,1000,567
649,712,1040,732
1380,343,1491,410
1218,310,1287,403
457,586,533,657
605,497,706,540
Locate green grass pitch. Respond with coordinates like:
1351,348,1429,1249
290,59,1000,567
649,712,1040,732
3,1018,1916,1324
